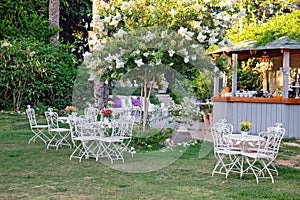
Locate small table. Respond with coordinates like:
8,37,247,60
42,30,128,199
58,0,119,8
228,134,264,178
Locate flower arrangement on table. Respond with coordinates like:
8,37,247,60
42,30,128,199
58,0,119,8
240,121,252,132
101,109,113,118
107,100,115,108
64,106,78,115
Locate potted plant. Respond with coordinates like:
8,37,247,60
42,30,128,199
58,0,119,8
101,109,113,124
240,121,252,136
63,106,78,116
202,108,212,126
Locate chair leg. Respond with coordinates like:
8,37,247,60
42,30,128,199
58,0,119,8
259,159,274,183
29,128,50,145
226,155,241,179
245,157,259,184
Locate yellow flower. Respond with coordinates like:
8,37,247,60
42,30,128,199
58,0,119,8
240,121,252,131
107,101,115,107
64,106,77,114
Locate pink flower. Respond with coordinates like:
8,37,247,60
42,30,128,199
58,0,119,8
29,51,35,57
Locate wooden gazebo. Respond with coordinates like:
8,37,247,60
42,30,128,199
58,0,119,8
210,36,300,139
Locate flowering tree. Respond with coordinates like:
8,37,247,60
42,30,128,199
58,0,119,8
80,0,248,129
93,0,244,49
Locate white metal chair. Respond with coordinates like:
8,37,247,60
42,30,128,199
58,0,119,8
96,115,135,163
242,123,285,183
211,119,241,178
69,115,100,162
45,109,72,150
84,106,99,123
26,105,50,144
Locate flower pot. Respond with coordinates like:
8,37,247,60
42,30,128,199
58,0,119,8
202,113,210,125
103,117,110,124
241,131,248,137
208,113,213,126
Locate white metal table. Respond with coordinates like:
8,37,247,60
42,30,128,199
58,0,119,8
228,134,265,178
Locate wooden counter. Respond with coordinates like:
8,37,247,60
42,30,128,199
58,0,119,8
212,96,300,105
211,96,300,139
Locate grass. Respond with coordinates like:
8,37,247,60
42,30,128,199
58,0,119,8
0,111,299,199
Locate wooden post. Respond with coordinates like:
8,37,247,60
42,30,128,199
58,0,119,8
232,53,238,96
282,50,290,98
213,67,220,97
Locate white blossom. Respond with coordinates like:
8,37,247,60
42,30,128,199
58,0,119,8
100,1,110,10
156,59,162,65
93,44,105,51
134,59,144,67
116,59,125,68
104,15,111,23
178,27,194,41
133,49,140,55
144,31,156,42
113,29,127,38
120,2,130,10
193,21,201,30
184,56,189,63
223,13,231,22
104,53,114,62
109,12,122,27
168,50,175,57
168,9,177,16
178,48,188,57
197,32,206,43
208,37,218,46
83,52,92,59
191,44,199,48
143,52,149,57
161,30,168,38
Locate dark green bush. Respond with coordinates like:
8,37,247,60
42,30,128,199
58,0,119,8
0,38,80,110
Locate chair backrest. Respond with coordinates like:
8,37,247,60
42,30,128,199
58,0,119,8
69,115,80,138
26,105,37,127
84,106,99,122
45,110,60,130
110,115,135,140
211,119,233,150
259,123,285,157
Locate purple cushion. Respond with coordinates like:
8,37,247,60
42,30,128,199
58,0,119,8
112,99,122,108
131,98,140,107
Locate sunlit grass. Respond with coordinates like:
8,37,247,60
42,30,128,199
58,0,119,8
0,112,299,199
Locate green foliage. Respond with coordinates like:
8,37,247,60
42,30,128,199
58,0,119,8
0,0,92,59
60,0,93,58
0,38,79,110
0,0,54,41
131,127,174,152
226,58,261,91
227,10,300,46
190,72,213,101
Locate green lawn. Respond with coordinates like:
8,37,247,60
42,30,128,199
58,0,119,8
0,111,299,199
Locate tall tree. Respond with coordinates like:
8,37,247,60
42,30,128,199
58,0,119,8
49,0,60,44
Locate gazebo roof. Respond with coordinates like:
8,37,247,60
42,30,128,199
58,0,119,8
209,36,300,61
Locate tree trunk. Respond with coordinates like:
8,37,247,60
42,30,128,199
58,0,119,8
49,0,60,44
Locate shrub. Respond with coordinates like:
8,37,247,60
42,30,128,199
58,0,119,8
0,38,80,110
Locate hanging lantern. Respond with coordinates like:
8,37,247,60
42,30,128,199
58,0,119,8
256,52,273,72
